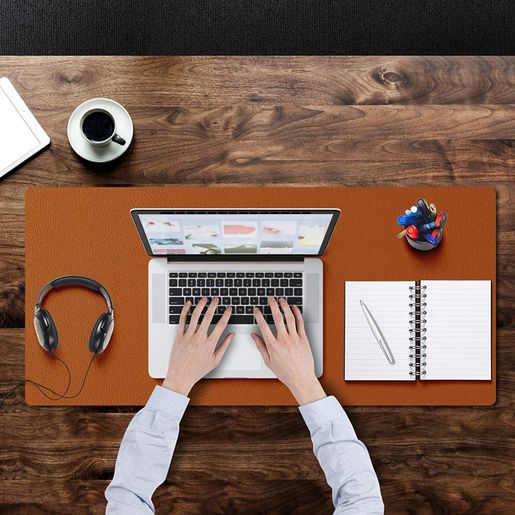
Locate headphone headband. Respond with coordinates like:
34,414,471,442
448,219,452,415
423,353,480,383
36,275,113,313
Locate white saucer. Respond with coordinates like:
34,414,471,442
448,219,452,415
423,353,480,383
67,98,133,163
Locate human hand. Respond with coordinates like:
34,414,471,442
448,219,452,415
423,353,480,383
251,296,326,406
162,297,235,396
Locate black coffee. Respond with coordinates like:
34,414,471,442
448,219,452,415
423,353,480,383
82,111,115,141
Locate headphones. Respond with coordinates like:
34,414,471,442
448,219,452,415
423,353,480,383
34,275,114,355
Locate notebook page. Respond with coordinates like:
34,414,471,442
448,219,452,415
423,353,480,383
345,281,414,381
423,280,491,380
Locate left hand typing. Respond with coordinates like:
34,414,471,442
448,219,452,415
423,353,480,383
162,297,235,396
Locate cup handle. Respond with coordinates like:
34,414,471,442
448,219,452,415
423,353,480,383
112,133,126,146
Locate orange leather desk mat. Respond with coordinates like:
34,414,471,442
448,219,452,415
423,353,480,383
25,187,496,406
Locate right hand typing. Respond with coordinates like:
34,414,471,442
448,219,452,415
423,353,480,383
251,296,326,406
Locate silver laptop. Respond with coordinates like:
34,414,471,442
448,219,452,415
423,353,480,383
131,208,340,378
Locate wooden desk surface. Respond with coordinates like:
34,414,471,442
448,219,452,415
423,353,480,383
0,56,513,513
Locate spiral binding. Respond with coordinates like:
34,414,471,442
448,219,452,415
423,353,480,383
408,285,427,377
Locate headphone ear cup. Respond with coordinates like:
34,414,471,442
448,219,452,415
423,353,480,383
89,312,113,355
34,308,58,352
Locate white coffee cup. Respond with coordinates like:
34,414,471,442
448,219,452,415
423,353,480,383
80,108,126,147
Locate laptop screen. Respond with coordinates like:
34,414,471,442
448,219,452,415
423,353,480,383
131,209,340,258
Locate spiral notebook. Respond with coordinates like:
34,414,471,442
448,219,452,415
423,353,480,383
345,281,492,381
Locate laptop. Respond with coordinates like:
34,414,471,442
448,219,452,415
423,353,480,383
131,208,340,378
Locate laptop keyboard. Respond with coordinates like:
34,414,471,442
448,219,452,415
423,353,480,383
169,272,303,325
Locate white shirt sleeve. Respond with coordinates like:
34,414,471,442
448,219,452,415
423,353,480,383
105,386,189,514
299,396,384,514
105,389,383,514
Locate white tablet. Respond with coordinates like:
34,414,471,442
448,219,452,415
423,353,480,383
0,77,50,179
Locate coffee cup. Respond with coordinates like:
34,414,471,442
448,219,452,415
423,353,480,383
80,108,126,146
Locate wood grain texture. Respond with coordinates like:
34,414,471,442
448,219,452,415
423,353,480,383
0,56,514,513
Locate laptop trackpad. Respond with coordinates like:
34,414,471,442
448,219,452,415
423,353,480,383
216,332,262,371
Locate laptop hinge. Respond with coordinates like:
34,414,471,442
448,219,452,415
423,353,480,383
166,256,305,263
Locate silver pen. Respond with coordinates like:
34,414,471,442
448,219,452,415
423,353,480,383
359,300,395,365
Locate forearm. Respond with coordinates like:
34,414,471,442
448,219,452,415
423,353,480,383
299,396,384,514
105,386,189,514
288,376,327,406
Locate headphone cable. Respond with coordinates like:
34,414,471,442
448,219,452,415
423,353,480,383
26,353,72,401
0,354,95,408
27,355,96,400
0,352,71,407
